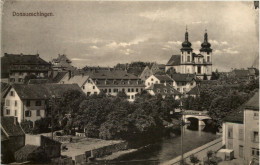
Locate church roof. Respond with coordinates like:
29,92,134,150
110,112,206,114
166,55,181,66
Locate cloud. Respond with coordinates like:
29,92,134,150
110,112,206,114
167,41,182,45
106,37,148,49
214,47,239,55
71,58,90,61
90,45,98,49
191,21,208,24
209,40,228,46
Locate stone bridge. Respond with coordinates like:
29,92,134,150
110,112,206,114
182,110,211,126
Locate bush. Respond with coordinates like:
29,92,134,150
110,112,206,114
21,120,33,134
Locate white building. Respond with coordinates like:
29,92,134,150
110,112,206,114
166,29,213,80
168,73,197,94
145,74,174,89
3,84,82,124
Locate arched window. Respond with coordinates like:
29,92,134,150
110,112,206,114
187,56,190,62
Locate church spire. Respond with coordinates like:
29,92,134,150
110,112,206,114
181,26,192,51
200,29,212,53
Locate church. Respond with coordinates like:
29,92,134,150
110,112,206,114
166,28,213,80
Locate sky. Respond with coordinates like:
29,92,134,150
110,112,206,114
1,1,259,71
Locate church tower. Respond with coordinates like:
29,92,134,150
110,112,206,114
199,30,213,79
180,27,193,74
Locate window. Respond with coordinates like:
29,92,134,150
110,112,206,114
182,56,183,62
122,88,125,92
182,82,185,86
93,86,95,89
177,88,180,91
252,131,259,143
26,100,30,107
10,78,15,82
155,81,158,84
141,88,143,92
109,89,111,93
128,88,130,92
127,95,130,99
87,92,91,96
131,88,134,92
151,78,154,81
36,110,40,116
254,112,259,120
228,127,233,139
25,110,31,117
104,89,107,93
198,66,201,74
15,110,17,116
239,145,243,158
148,82,150,86
6,109,10,115
252,148,259,157
113,89,118,93
6,100,10,106
187,56,190,62
15,101,18,107
136,88,138,92
36,100,41,106
207,56,210,62
239,129,243,140
191,82,193,86
10,91,15,96
227,140,233,149
82,86,85,89
131,95,134,99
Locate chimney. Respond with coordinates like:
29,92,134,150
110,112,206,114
14,117,18,125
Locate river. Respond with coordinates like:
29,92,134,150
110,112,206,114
104,123,220,165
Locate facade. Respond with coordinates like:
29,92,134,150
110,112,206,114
168,73,197,94
2,84,82,123
146,83,181,100
1,53,51,84
145,74,174,89
139,63,165,81
1,116,25,164
82,70,145,101
165,29,213,80
51,54,76,71
222,92,259,164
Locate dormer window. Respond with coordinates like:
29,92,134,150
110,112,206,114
151,78,154,81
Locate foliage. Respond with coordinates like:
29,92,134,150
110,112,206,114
203,74,208,80
21,120,34,134
190,154,200,165
207,150,213,160
23,74,37,84
211,70,220,80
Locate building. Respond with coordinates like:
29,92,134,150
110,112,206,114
51,54,76,71
145,74,174,89
168,73,197,94
186,85,201,97
146,83,181,100
139,63,165,81
165,29,213,80
1,53,52,84
222,91,259,164
81,70,145,101
2,84,82,123
1,116,25,164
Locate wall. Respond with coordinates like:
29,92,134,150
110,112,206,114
23,100,46,123
244,109,259,164
223,122,244,160
145,75,159,88
4,88,23,123
1,135,25,159
25,134,41,146
163,138,223,165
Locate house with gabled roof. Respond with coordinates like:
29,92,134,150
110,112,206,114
168,73,198,94
139,63,165,81
222,91,259,164
2,84,82,123
51,54,76,71
81,70,145,101
1,53,51,84
145,74,174,89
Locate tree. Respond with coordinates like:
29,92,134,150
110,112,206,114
207,150,213,161
24,74,37,84
117,91,127,99
190,154,200,165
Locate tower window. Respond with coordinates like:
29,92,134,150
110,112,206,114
207,56,210,62
187,56,190,62
188,51,190,54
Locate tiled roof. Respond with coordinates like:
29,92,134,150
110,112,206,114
244,91,259,110
1,130,8,141
15,145,41,162
1,116,25,137
64,75,89,87
52,54,71,63
51,72,68,83
1,53,50,78
85,70,139,80
1,82,11,102
168,73,196,82
147,84,181,95
28,79,48,84
223,107,244,123
187,86,200,95
7,84,82,100
166,55,181,66
154,75,174,82
95,79,145,88
233,69,250,78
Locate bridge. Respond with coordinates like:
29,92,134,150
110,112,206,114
182,110,211,126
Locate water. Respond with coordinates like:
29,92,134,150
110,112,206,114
103,124,220,165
